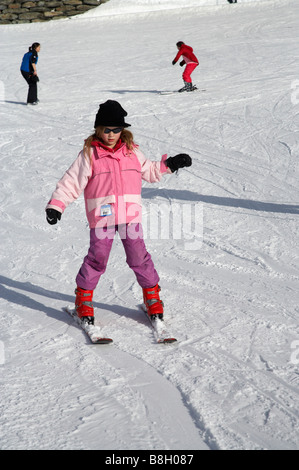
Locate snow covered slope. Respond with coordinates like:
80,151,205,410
0,0,298,450
80,0,275,17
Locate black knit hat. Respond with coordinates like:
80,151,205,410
94,100,131,128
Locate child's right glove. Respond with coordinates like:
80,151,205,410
165,154,192,173
46,208,61,225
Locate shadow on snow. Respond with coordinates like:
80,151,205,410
142,188,299,215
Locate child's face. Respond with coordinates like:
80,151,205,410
100,127,122,148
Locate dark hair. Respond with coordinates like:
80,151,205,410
29,42,40,52
176,41,184,48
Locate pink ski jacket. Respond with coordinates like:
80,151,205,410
46,141,171,228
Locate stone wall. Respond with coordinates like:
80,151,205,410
0,0,109,24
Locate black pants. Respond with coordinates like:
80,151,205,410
21,70,38,103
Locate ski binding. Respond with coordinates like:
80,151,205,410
140,304,177,344
160,86,205,95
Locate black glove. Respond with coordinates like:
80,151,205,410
30,74,39,83
46,208,61,225
165,154,192,173
179,60,186,67
172,59,177,65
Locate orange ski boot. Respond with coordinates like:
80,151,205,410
75,287,94,325
143,284,164,320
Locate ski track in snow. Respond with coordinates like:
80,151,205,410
0,0,299,451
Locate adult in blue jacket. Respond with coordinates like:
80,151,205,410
20,42,41,105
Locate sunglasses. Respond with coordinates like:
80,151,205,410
103,127,123,134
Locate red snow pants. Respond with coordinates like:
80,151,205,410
183,63,198,83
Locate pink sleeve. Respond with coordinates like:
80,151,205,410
160,154,171,174
135,150,171,183
46,150,92,213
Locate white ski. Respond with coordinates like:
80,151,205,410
64,306,113,344
140,304,177,344
159,87,205,95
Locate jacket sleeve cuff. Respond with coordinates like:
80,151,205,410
46,199,65,213
160,154,172,174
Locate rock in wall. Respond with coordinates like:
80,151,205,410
0,0,109,24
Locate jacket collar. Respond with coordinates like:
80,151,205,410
91,138,124,153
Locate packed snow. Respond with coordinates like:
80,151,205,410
0,0,299,451
80,0,275,17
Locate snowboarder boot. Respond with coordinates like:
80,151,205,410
143,284,164,320
75,287,94,325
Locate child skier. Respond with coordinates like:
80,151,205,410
172,41,199,92
46,100,192,326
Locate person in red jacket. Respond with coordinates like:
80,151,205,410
172,41,199,92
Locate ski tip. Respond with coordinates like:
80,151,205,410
158,338,177,344
64,306,74,314
159,92,176,95
92,338,113,345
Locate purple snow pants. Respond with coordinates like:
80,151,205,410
76,223,159,291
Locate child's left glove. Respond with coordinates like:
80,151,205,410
165,154,192,173
46,208,61,225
